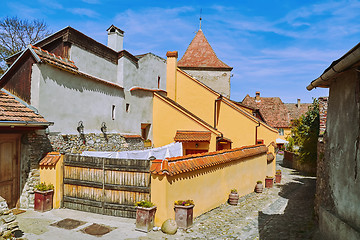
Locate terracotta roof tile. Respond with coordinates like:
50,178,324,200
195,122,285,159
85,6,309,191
241,94,311,128
39,152,61,166
129,87,166,93
150,144,267,176
0,90,48,123
178,30,232,70
174,130,211,142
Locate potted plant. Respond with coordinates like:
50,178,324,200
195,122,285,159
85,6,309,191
34,182,54,212
174,200,194,229
255,181,263,193
265,176,274,188
275,170,282,183
135,200,157,232
228,189,239,205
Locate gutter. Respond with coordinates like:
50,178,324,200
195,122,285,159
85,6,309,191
307,43,360,91
0,121,53,127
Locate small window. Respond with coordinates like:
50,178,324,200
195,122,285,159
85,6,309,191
112,105,115,120
126,103,130,112
158,76,161,89
257,139,264,144
279,128,284,136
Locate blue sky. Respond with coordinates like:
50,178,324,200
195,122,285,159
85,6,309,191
2,0,360,103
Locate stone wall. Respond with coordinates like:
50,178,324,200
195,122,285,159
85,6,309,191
0,196,21,238
283,150,316,175
19,130,52,209
48,133,144,154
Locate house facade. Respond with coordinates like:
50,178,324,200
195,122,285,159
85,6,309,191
307,42,360,239
0,26,166,152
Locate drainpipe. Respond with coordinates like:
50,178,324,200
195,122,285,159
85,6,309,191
214,95,222,129
255,121,260,145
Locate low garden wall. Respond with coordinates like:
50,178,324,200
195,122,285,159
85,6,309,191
283,150,316,175
150,144,271,226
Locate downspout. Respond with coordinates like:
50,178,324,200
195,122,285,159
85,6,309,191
255,121,260,145
214,95,222,129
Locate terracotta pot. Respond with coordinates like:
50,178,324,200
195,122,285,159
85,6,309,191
275,174,281,183
34,190,54,212
135,206,157,232
228,192,239,205
255,183,263,193
174,204,194,229
265,177,274,188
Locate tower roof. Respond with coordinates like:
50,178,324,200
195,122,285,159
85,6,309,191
178,30,232,70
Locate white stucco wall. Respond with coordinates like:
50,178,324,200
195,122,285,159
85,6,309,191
183,69,231,98
133,53,166,90
31,64,154,138
69,45,117,83
120,57,138,91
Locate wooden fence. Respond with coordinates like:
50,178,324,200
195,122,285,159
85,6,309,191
63,154,151,218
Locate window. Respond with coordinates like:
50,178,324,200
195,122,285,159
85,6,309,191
158,76,161,89
126,103,130,112
111,105,115,120
278,128,284,136
257,139,264,144
141,123,151,140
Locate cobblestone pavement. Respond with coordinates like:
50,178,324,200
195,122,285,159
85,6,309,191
142,155,317,240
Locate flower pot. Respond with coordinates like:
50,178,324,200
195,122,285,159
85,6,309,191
228,192,239,205
255,183,263,193
275,174,281,184
265,177,274,188
135,206,157,232
34,190,54,212
174,204,194,229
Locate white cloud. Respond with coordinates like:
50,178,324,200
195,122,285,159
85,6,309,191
68,8,100,18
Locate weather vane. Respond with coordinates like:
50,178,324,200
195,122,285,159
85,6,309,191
199,8,202,30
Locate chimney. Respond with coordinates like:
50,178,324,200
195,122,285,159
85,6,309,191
107,25,124,52
166,51,178,101
297,99,301,108
255,91,260,101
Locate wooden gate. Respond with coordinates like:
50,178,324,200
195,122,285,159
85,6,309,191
63,154,151,218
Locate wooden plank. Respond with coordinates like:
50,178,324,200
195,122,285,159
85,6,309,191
64,179,102,189
104,202,136,212
63,196,102,208
105,183,150,193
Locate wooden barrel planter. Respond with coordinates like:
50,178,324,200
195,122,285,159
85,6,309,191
255,181,263,193
228,191,239,205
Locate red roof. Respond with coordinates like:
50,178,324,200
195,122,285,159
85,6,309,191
241,94,311,128
39,152,62,166
150,144,267,176
0,90,48,123
174,130,211,142
178,30,232,70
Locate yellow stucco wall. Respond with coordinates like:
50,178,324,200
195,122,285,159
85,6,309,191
152,93,219,151
39,156,63,208
151,153,268,226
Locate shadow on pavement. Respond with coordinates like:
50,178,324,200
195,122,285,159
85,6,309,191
258,177,317,240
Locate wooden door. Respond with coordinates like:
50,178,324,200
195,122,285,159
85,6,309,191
0,134,20,208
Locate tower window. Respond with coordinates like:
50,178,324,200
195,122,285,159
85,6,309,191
158,76,161,89
126,103,130,112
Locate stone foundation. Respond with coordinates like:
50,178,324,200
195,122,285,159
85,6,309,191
0,196,20,239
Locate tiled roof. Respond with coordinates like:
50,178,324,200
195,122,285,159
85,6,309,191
30,46,123,90
0,90,48,123
241,94,310,128
174,131,211,142
129,87,166,93
31,45,78,70
150,144,267,176
178,30,232,70
39,152,61,166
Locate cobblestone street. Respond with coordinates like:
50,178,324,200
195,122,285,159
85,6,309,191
144,154,317,240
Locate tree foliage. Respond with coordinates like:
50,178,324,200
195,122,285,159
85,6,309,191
289,98,319,164
0,16,51,74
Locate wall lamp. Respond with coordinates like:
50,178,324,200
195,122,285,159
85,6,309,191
101,122,107,134
77,121,84,134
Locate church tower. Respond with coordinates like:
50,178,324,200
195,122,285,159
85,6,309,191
177,29,233,98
